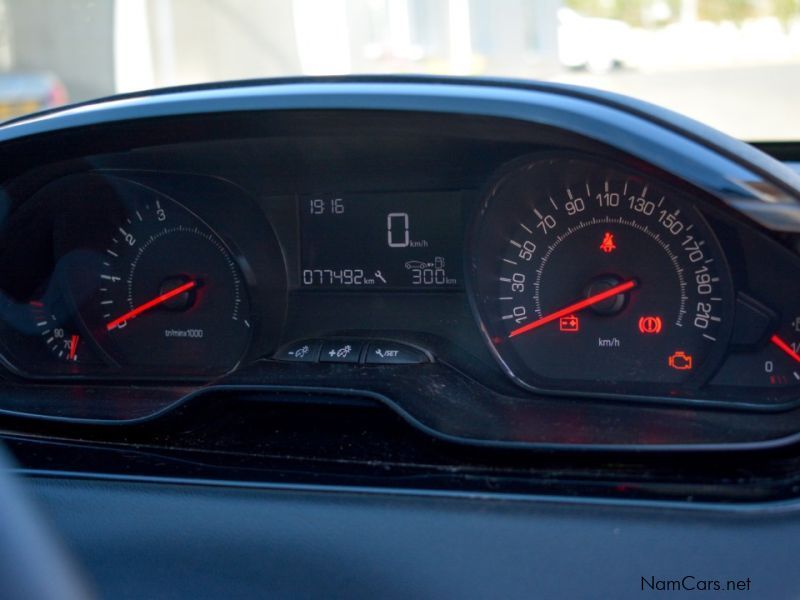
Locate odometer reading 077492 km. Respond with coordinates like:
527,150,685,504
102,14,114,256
469,156,734,399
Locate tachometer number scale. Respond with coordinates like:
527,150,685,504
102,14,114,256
85,188,252,375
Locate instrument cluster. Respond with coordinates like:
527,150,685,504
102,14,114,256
0,95,800,453
1,150,800,412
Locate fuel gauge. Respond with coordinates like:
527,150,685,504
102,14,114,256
765,331,800,386
709,298,800,398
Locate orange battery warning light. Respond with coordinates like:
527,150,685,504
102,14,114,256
599,232,617,253
668,351,693,371
559,314,580,332
638,316,663,334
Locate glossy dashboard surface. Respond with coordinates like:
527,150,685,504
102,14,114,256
2,78,800,452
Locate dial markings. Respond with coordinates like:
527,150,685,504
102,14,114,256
474,158,731,398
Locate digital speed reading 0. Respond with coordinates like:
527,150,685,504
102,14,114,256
299,192,463,289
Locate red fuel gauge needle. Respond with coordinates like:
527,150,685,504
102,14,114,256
68,335,79,361
508,279,638,338
106,280,197,331
770,334,800,363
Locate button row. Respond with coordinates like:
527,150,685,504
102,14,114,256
275,339,430,365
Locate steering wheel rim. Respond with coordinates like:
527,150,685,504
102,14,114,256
0,446,92,600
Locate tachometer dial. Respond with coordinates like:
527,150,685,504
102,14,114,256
469,155,734,399
81,183,253,376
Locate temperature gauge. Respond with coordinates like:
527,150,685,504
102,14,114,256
29,302,86,363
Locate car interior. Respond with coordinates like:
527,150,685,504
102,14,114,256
2,2,800,599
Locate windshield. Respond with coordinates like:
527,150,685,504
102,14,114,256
0,0,798,140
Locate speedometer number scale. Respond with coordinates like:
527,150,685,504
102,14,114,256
470,157,733,398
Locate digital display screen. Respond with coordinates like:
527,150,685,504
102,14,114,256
299,192,463,289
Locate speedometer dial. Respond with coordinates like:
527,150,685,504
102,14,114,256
469,156,734,399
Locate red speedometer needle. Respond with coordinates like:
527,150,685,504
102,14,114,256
771,334,800,363
106,280,197,331
508,279,637,338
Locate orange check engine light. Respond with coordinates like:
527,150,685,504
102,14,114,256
668,351,693,370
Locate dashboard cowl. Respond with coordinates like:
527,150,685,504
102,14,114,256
1,76,800,509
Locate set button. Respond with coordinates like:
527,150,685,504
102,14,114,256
365,341,429,365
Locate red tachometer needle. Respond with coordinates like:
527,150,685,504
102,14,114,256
771,334,800,363
68,335,79,360
106,280,197,331
508,279,637,338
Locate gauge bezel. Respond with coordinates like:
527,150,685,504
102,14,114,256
0,169,288,382
466,151,738,407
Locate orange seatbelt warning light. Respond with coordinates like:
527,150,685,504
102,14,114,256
600,232,616,253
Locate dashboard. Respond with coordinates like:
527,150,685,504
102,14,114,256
6,77,800,599
1,77,800,459
2,144,797,400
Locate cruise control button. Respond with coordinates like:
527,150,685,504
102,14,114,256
366,342,430,365
320,340,364,364
274,340,321,363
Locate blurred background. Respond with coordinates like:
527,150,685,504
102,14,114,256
0,0,798,140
